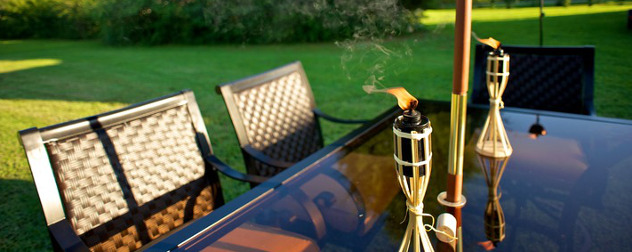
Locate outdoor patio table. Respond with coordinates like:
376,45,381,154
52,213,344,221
146,100,632,251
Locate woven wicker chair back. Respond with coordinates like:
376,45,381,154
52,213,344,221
22,91,222,251
472,45,595,115
219,62,322,177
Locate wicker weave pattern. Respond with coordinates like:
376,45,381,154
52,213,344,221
80,180,215,251
234,71,321,176
473,46,592,115
142,181,215,239
80,221,140,252
108,105,205,206
46,104,215,251
47,133,128,235
503,54,584,114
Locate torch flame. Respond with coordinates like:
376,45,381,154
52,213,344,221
474,33,501,50
363,85,418,110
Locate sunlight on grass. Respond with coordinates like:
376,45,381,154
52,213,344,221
0,99,124,250
0,40,22,45
421,3,632,25
0,99,127,178
0,59,62,74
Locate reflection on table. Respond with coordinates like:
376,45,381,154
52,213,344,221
148,100,632,251
476,153,508,250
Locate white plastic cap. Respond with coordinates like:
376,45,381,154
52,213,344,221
436,213,457,243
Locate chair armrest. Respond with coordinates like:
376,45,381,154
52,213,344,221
205,155,268,184
313,108,369,124
242,145,295,169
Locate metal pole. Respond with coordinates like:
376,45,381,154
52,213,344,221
539,0,544,46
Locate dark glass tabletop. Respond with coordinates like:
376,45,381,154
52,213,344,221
149,100,632,251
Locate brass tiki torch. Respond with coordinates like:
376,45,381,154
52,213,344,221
475,37,512,158
473,36,512,250
393,106,434,252
364,85,435,252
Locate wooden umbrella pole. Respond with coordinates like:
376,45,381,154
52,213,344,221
437,1,471,251
443,0,471,206
437,3,471,251
452,0,472,96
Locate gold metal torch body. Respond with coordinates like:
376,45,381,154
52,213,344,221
475,50,512,158
393,110,434,252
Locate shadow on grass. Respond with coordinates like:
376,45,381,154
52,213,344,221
0,178,51,250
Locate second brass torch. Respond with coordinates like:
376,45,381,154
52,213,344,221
393,109,434,252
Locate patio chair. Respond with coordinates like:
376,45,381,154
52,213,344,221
471,44,595,115
216,61,368,180
19,90,267,251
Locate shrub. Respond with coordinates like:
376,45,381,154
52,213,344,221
95,0,210,45
557,0,572,6
0,0,98,39
0,0,416,44
96,0,416,45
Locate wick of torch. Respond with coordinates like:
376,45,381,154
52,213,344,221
473,32,501,50
363,85,418,111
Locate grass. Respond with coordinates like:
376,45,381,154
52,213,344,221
1,3,631,250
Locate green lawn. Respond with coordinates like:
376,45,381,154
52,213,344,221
1,3,631,250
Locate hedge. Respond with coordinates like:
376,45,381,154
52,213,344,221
1,0,418,45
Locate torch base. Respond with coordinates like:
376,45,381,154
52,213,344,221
399,210,434,252
437,191,467,208
475,140,513,158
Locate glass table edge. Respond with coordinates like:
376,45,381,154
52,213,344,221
144,105,402,251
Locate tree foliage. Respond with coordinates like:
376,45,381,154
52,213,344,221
0,0,98,39
1,0,417,45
